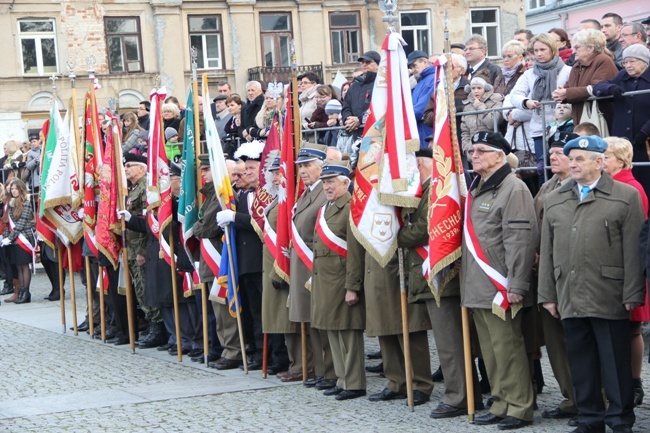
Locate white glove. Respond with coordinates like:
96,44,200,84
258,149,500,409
216,209,235,227
117,209,132,222
1,238,11,247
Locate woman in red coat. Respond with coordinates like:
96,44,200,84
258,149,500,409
603,136,649,407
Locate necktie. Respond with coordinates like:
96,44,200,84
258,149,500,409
580,186,590,201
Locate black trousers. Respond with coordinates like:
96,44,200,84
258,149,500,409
239,272,263,361
106,265,129,338
563,317,635,429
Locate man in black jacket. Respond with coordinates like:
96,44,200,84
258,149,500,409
341,51,380,139
136,101,150,131
464,35,501,84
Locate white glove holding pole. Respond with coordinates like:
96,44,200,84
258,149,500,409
117,209,132,222
1,238,11,247
216,209,235,227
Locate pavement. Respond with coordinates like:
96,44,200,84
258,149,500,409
1,269,650,432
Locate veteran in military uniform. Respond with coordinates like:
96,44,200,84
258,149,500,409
287,143,336,389
461,131,537,430
539,135,645,433
397,145,481,417
533,132,579,422
311,160,366,400
123,153,165,349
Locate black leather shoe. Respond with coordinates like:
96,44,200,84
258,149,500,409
411,390,430,406
188,349,203,358
365,362,384,373
368,388,407,402
106,336,128,345
570,424,606,433
568,417,579,427
239,359,262,371
474,413,504,425
214,358,242,370
366,350,382,360
157,343,173,351
542,408,576,419
336,389,367,401
431,365,444,382
497,416,531,430
429,403,466,419
612,425,633,433
323,386,343,396
303,376,323,387
267,363,289,375
73,320,90,332
315,379,337,390
47,291,60,301
168,346,190,355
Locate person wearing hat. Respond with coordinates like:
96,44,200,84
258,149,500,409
216,140,266,370
397,143,480,415
341,51,380,139
593,43,650,198
460,77,504,154
539,135,645,433
408,50,436,148
22,133,42,192
532,131,579,423
260,156,294,376
212,94,232,140
309,160,366,400
192,154,241,368
461,131,537,429
283,143,336,388
122,154,166,349
323,99,342,148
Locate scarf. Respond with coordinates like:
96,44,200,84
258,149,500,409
501,63,523,85
532,56,565,102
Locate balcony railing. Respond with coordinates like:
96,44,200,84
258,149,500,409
247,64,323,84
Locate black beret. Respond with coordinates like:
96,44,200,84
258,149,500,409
471,131,512,155
548,131,579,148
414,148,433,158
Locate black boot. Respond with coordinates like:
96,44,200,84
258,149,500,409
0,282,14,296
15,288,31,304
137,322,168,348
47,289,60,301
633,378,644,406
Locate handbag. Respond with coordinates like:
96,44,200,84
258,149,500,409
512,123,536,179
579,99,609,138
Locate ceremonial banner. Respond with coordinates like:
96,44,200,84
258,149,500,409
274,87,297,283
39,101,83,245
202,73,241,318
250,114,280,239
178,86,199,264
146,88,172,259
361,31,420,208
96,113,124,269
83,87,103,257
427,55,467,303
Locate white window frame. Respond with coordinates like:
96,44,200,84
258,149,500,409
399,11,432,55
469,8,501,58
18,18,59,77
528,0,546,11
188,15,224,70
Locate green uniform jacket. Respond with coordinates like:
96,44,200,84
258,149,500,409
193,182,223,283
460,163,538,310
538,173,645,320
126,176,147,260
289,181,327,323
346,223,431,337
262,199,299,333
312,192,365,331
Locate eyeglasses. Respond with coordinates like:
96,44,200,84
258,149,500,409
465,46,483,51
620,33,634,37
361,60,374,65
300,80,313,85
124,163,140,168
502,54,520,60
232,173,243,178
467,148,501,156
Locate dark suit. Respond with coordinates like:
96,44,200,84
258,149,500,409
469,58,501,85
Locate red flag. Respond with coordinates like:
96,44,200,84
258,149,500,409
95,113,122,269
83,87,103,258
427,56,467,301
250,114,281,238
274,89,297,283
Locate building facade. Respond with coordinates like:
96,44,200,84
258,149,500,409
0,0,524,144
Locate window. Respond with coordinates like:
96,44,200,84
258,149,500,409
260,13,292,67
105,17,143,73
329,12,361,64
18,19,59,76
528,0,546,10
189,15,224,70
470,9,500,57
399,11,431,57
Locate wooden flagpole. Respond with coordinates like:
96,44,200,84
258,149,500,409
113,118,137,353
442,10,475,423
191,47,210,366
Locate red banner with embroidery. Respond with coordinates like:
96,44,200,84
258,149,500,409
83,87,103,258
251,115,281,239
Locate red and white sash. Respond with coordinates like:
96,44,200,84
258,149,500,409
463,189,512,319
291,210,314,273
200,238,226,302
414,245,429,280
263,200,278,260
314,205,347,258
8,212,36,268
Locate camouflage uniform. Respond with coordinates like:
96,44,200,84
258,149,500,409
126,175,161,324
